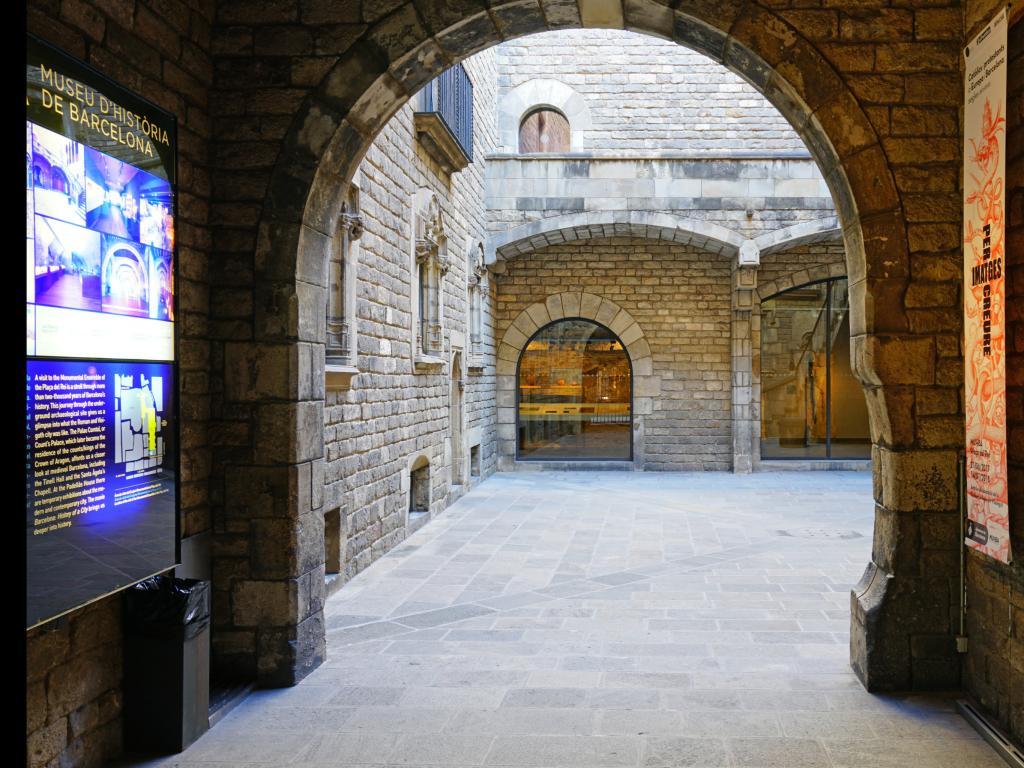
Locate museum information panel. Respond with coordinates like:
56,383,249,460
26,36,178,627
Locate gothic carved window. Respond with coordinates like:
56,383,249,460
414,191,449,359
518,108,571,153
327,184,362,366
468,242,486,357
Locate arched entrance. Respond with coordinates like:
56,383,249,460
498,294,655,469
215,1,957,693
517,319,633,462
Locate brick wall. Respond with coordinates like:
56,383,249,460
495,237,734,470
963,4,1024,743
26,0,212,764
323,49,499,582
495,29,807,153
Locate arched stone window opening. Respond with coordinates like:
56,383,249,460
517,318,632,461
414,191,449,360
497,79,591,153
519,107,570,153
760,277,870,460
409,456,430,519
327,183,362,366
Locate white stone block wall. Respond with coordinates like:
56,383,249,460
495,29,807,153
320,33,852,577
485,157,836,245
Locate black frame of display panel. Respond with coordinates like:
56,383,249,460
26,33,181,630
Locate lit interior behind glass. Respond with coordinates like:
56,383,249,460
518,319,632,461
760,278,870,460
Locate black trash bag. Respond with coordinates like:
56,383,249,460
124,576,210,639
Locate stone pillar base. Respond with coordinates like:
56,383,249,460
256,611,326,687
851,561,961,691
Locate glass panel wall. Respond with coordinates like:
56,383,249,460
827,279,872,457
760,277,870,459
518,319,631,460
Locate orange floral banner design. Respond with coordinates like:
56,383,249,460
963,8,1010,563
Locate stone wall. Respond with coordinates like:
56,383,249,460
27,598,122,768
26,0,213,765
494,29,806,153
485,157,836,245
323,50,499,584
962,1,1024,743
495,237,734,470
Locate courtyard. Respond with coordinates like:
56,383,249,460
127,472,1000,767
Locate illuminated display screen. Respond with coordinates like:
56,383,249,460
26,36,178,628
26,360,177,626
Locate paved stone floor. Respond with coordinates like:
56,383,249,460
136,472,1003,767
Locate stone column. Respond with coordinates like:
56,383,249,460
731,241,759,474
214,219,330,687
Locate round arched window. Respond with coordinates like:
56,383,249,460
517,319,632,460
518,108,571,154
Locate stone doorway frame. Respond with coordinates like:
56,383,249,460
450,349,466,486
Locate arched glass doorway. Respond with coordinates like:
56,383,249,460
517,318,632,461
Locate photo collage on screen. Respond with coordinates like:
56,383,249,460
27,121,174,358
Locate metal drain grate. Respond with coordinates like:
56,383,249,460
776,528,863,540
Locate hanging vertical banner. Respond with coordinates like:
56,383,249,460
963,7,1010,563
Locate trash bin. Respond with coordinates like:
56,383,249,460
123,576,211,754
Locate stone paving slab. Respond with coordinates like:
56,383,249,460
120,472,1003,768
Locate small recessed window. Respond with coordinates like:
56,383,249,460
519,108,570,153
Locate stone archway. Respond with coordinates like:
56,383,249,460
486,210,746,265
495,293,656,470
216,0,958,693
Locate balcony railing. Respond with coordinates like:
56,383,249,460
415,63,473,173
